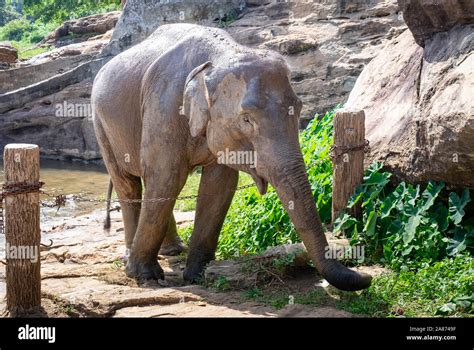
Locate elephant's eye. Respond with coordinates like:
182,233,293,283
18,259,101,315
242,114,251,123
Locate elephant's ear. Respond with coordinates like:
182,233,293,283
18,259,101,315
183,61,212,138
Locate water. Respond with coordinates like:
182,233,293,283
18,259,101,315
0,159,111,221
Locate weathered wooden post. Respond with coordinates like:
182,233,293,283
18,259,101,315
331,109,366,225
3,144,41,315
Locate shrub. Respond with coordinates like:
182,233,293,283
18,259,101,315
0,18,31,41
334,162,473,270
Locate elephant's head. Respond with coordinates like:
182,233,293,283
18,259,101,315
183,52,372,291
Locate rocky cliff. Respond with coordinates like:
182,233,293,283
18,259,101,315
346,0,473,188
108,0,405,120
0,0,405,161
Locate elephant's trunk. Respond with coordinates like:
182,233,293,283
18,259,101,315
268,147,372,291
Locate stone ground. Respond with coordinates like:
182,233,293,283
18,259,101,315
0,210,387,317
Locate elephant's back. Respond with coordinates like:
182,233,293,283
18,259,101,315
92,23,244,175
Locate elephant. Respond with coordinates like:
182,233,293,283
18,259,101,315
92,23,372,291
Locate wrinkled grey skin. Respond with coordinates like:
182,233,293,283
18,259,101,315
92,24,371,291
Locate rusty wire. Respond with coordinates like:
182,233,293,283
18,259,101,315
330,139,370,160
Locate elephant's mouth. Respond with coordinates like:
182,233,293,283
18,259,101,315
250,169,268,195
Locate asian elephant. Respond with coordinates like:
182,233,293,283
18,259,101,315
92,23,372,291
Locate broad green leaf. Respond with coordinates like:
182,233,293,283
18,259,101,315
333,212,358,233
380,196,395,219
364,210,377,237
403,215,421,244
449,189,471,226
419,181,444,213
447,226,474,255
437,303,457,315
429,203,449,232
402,245,414,256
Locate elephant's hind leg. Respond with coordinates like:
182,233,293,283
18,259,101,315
159,213,187,256
94,120,142,254
125,161,188,281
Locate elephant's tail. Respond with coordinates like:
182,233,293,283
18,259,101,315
104,178,113,230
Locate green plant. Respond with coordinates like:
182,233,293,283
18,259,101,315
272,253,296,274
336,254,474,317
218,8,238,28
0,0,19,26
0,1,121,45
334,162,473,270
0,18,31,41
213,276,231,291
23,0,121,24
244,287,330,310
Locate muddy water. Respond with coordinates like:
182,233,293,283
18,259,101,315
0,159,111,222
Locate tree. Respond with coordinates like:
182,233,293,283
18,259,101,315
0,0,19,26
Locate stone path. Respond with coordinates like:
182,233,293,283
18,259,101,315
0,210,385,317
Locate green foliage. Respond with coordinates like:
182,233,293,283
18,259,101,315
0,0,19,26
0,18,30,41
22,0,121,24
174,172,201,212
243,254,473,317
0,0,120,45
217,8,238,28
11,41,51,59
337,254,474,317
334,162,473,270
216,109,336,259
213,276,231,291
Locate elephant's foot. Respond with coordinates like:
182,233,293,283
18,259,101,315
159,240,187,256
125,258,164,281
183,256,211,283
183,265,204,283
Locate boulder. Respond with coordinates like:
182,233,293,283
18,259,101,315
0,42,17,64
105,0,405,120
398,0,474,46
43,11,121,45
346,25,474,187
105,0,245,55
0,78,102,161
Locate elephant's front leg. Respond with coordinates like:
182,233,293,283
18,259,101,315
184,163,238,282
126,168,188,281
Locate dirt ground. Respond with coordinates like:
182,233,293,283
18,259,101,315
0,210,387,317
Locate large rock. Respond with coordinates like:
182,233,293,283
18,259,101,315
398,0,474,46
105,0,245,55
0,78,101,160
1,1,406,160
43,11,121,45
346,25,474,187
0,42,17,64
105,0,405,120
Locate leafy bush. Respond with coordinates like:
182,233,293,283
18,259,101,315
23,0,121,24
0,0,121,45
0,0,19,26
0,18,31,41
335,162,473,270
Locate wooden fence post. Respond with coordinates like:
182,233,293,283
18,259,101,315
332,109,366,225
3,144,41,315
